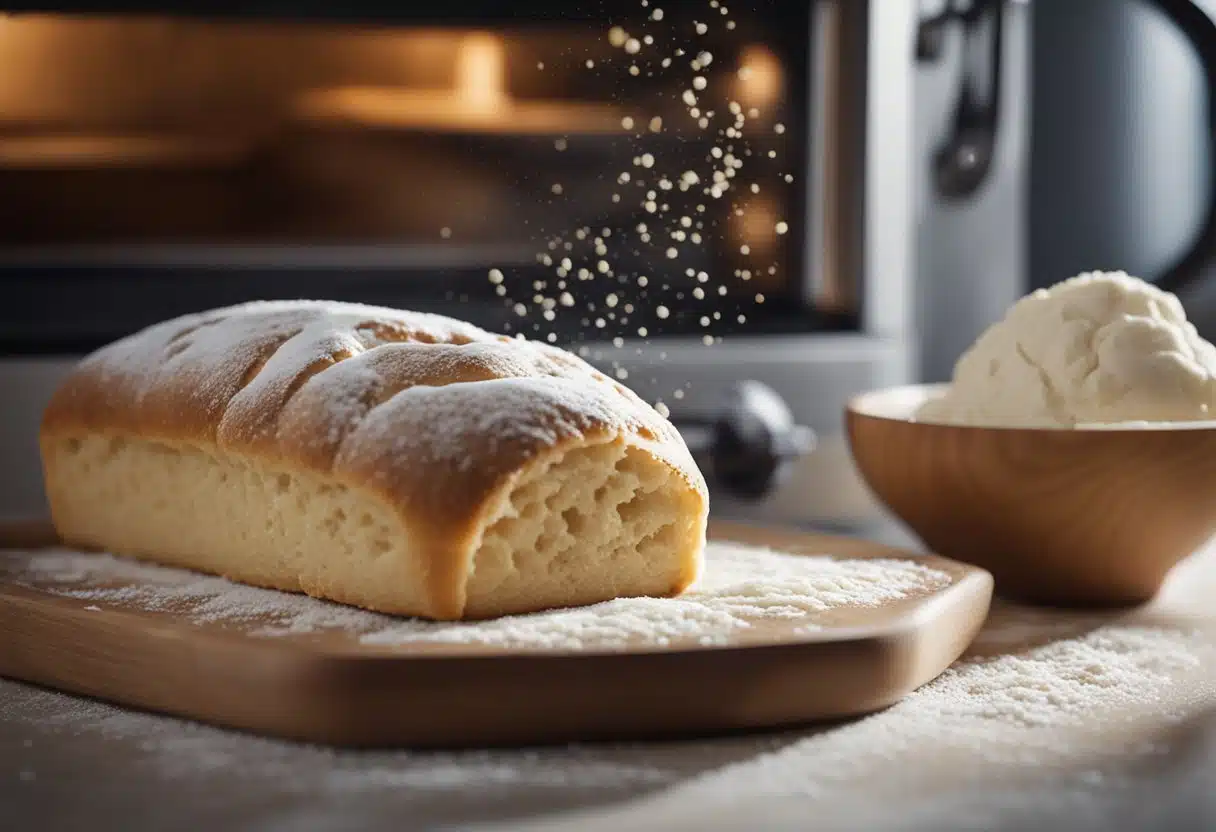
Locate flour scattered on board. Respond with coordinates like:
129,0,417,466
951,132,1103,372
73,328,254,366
5,542,951,652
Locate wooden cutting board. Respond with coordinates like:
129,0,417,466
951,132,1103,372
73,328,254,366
0,520,992,749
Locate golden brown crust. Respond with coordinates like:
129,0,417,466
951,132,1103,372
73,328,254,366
41,300,708,613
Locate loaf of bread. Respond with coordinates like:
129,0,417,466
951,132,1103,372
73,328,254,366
40,301,709,620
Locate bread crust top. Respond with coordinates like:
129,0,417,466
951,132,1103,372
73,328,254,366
42,300,707,546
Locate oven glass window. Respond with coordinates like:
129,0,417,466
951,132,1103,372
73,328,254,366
0,3,855,352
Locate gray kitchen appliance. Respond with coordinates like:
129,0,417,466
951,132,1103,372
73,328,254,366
1031,0,1216,334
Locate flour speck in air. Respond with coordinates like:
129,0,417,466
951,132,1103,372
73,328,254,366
6,542,952,652
490,1,795,407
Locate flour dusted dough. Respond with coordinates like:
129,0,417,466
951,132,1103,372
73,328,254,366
918,271,1216,427
39,301,709,620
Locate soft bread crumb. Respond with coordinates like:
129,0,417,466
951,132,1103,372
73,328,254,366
470,440,699,617
46,433,699,620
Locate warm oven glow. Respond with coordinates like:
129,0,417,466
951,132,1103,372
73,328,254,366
0,5,830,345
734,197,781,254
294,31,624,135
730,196,788,289
455,32,508,115
735,45,784,114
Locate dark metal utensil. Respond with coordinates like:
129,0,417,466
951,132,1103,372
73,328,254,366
672,380,815,501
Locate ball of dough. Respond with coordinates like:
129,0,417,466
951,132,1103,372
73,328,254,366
918,271,1216,427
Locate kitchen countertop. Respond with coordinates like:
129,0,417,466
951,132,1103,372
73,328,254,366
3,527,1214,832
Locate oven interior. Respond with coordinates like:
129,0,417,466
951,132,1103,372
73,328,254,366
0,2,857,353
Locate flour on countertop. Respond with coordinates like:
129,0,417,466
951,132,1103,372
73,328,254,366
463,617,1216,832
5,545,1213,832
0,680,676,794
3,548,1214,832
5,541,953,652
3,577,1213,832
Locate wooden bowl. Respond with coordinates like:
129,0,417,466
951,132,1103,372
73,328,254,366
846,383,1216,607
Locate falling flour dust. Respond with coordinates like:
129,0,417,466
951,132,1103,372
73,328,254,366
5,542,951,652
484,0,792,414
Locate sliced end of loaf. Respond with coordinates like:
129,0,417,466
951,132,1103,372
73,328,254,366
41,432,706,621
465,439,706,619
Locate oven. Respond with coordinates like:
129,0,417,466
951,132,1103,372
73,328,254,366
0,1,1029,531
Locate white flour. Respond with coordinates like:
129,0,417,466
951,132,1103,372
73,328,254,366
69,299,683,473
497,0,794,398
3,545,1214,832
6,541,952,652
478,548,1216,831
